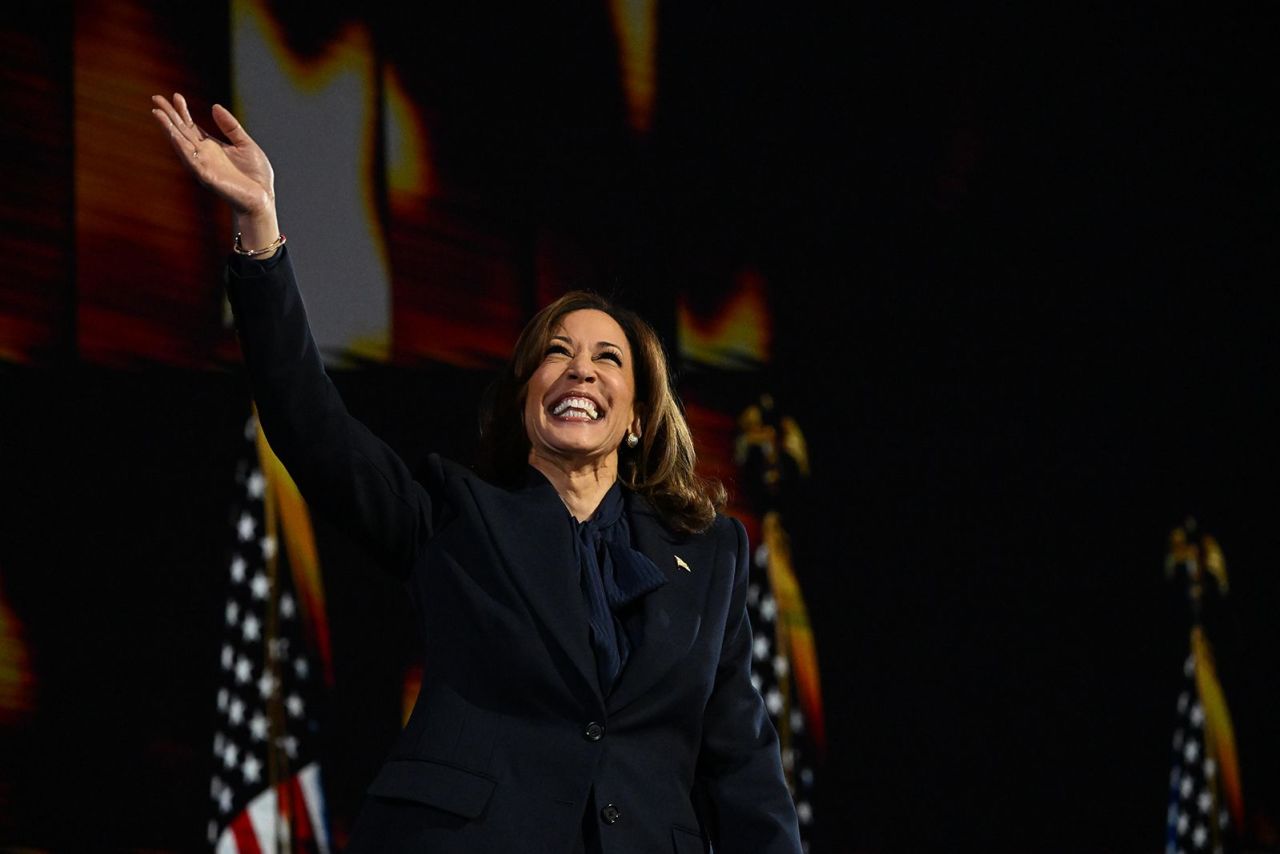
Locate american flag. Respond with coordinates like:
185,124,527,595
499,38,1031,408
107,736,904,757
734,396,824,854
1164,522,1243,854
747,539,818,854
1166,649,1235,854
209,413,331,853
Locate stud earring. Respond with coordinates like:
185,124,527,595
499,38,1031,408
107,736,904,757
626,433,639,448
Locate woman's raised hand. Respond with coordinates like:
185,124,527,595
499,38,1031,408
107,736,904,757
150,93,276,220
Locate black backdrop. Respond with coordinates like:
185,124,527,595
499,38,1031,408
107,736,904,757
1,3,1278,852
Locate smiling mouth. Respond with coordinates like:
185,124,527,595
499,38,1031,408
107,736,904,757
551,396,602,421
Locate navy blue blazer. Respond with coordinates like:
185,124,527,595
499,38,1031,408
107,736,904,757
226,248,802,854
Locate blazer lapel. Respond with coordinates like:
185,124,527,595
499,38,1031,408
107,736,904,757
607,493,715,714
468,476,603,708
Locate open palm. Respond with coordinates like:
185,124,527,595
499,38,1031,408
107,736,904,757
151,92,275,217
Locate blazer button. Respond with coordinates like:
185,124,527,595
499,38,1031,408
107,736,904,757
600,803,621,825
584,721,605,741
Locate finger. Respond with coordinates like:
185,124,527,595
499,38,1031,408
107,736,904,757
211,103,255,147
173,92,201,135
151,94,199,146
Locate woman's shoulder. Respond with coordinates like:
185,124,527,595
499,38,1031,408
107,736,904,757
681,509,746,552
414,452,500,491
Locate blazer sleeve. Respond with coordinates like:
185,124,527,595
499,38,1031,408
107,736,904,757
224,247,434,579
695,516,803,853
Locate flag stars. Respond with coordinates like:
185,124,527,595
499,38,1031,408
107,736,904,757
797,801,813,825
225,600,239,627
218,786,233,814
294,657,309,679
280,593,296,619
237,512,257,542
765,688,783,715
217,689,229,712
773,655,789,677
222,742,239,769
261,536,277,560
221,644,234,670
1183,739,1200,764
1204,758,1216,780
257,672,276,699
229,555,247,583
1189,703,1204,726
1192,825,1207,847
1181,776,1195,799
1197,791,1212,814
753,635,770,660
250,573,270,600
242,613,261,642
277,734,299,759
759,595,777,621
286,693,305,718
1178,813,1190,835
229,697,246,726
235,656,253,684
250,712,268,742
242,753,262,784
246,469,265,499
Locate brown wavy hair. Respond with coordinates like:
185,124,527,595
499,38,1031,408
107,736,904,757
477,290,725,534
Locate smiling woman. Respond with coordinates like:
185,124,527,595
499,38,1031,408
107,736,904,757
150,91,802,854
478,292,725,534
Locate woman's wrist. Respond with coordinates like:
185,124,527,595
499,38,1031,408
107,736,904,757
233,208,282,258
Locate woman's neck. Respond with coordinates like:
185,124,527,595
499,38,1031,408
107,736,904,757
529,452,619,522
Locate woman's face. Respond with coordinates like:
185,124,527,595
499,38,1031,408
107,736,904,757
523,309,639,470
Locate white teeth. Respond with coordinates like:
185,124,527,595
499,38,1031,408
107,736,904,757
552,396,600,419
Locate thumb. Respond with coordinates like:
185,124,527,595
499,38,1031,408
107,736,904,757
211,103,254,146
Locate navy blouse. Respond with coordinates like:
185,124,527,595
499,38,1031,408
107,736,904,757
552,473,669,695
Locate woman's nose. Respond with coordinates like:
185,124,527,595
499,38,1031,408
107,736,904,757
567,354,596,381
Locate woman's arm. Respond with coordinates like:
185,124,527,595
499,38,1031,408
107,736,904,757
151,93,433,577
695,517,803,853
225,248,434,576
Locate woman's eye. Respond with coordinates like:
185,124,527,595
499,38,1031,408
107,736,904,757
597,351,622,365
546,344,570,357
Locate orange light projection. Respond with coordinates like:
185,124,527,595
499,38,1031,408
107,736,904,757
0,8,72,364
74,1,232,368
677,267,773,369
383,64,527,369
609,0,658,134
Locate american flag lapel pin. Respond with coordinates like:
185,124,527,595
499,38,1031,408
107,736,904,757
674,555,691,572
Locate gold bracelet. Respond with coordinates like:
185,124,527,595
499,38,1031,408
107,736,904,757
233,232,287,257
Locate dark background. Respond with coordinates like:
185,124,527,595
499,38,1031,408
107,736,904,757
1,3,1278,851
